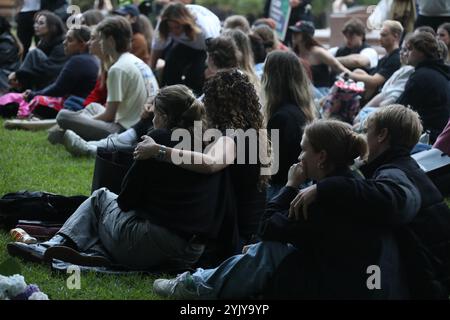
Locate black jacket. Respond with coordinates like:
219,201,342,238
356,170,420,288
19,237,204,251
260,167,414,299
16,36,67,90
117,129,239,253
267,102,308,186
397,59,450,143
361,147,450,298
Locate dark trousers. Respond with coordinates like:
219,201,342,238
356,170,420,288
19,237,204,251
16,11,38,58
162,43,206,96
415,15,450,31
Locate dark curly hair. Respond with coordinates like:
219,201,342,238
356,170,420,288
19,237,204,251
203,69,262,131
203,69,269,189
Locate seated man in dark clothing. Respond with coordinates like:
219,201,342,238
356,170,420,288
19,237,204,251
332,18,379,73
294,104,450,299
347,20,403,100
397,32,450,143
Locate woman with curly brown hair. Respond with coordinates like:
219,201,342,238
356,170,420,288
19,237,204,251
150,2,220,94
134,68,270,262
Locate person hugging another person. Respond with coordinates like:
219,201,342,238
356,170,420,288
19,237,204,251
8,84,233,272
1,26,99,127
134,69,269,264
263,51,316,200
151,119,412,300
150,2,221,95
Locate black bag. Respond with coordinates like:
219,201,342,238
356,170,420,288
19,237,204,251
91,147,134,195
412,148,450,196
0,191,87,229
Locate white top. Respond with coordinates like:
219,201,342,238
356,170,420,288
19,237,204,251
21,0,41,12
379,65,414,107
152,4,221,51
330,46,379,69
107,53,158,129
417,0,450,17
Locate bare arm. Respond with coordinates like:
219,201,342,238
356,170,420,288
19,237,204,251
337,54,371,70
134,135,237,174
314,46,350,74
93,101,119,122
349,71,385,91
149,49,163,69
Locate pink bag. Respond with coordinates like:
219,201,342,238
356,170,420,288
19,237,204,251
0,93,30,118
433,118,450,156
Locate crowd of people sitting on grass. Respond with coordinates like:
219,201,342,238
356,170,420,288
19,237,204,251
1,0,450,299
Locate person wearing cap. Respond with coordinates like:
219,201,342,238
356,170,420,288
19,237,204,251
150,2,220,95
114,4,151,65
290,20,350,98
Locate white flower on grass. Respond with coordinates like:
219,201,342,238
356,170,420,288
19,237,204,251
0,274,27,300
29,291,49,300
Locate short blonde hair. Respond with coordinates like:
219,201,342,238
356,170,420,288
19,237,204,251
367,104,423,151
383,20,404,39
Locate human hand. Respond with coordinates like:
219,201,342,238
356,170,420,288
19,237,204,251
133,135,158,160
286,162,307,188
141,99,154,119
288,184,317,221
22,89,32,101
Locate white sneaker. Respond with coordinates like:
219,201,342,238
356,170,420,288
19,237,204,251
63,130,97,157
88,133,133,150
153,271,199,299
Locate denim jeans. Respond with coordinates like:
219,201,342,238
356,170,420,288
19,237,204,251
190,241,296,299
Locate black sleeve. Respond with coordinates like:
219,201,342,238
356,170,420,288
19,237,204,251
258,186,304,243
267,111,303,184
396,75,420,107
376,55,400,81
31,56,80,98
316,168,421,226
117,161,145,212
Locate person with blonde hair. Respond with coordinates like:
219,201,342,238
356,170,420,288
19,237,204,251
151,119,412,299
263,50,316,199
347,20,403,100
294,104,450,299
150,2,220,94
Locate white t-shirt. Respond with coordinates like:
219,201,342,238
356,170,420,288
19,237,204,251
330,46,379,69
417,0,450,17
107,53,159,129
152,4,221,51
379,65,414,107
21,0,41,12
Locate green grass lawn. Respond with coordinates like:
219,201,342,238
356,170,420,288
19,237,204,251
0,119,163,300
1,119,449,300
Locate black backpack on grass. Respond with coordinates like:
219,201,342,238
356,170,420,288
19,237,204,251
0,191,87,229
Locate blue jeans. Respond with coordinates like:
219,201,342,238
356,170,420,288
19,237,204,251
63,95,85,111
190,241,296,299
